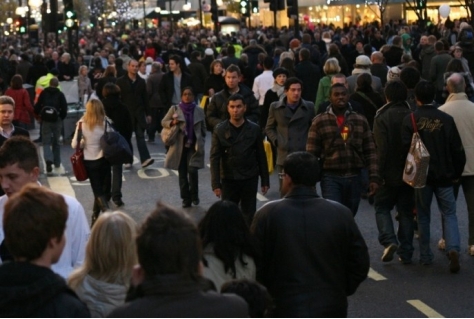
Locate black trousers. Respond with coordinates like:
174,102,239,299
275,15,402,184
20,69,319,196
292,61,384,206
178,146,199,202
147,107,166,140
222,176,258,223
84,157,111,198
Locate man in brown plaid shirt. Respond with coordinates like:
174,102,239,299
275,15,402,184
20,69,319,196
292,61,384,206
306,83,380,215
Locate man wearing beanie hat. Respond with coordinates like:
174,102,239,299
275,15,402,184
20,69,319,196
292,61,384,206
266,77,315,195
346,55,383,95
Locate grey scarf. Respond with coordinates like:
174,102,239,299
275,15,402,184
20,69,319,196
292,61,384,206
271,83,285,99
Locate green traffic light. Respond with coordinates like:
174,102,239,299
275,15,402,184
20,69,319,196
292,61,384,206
66,10,74,18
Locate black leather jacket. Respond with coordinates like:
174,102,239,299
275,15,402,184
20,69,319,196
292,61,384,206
206,83,259,131
210,120,269,189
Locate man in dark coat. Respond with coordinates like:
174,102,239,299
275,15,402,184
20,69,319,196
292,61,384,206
402,81,466,273
383,36,404,67
116,59,154,168
158,55,193,112
108,202,248,318
0,184,90,317
295,48,321,102
210,94,269,223
251,152,370,317
146,62,165,142
187,51,208,101
370,51,389,87
373,81,415,264
206,64,259,131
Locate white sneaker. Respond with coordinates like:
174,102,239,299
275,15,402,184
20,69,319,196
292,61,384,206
438,238,446,251
469,245,474,256
381,244,398,262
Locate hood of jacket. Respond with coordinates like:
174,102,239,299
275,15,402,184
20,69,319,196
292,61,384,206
421,44,435,55
352,68,371,75
43,86,61,94
375,100,411,118
0,262,69,317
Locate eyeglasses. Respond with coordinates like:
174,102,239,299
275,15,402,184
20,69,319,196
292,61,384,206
278,173,286,180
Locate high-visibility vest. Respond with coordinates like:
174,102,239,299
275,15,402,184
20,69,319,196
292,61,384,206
34,74,61,103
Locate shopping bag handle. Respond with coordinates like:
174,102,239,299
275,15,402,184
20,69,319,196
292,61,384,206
410,113,417,133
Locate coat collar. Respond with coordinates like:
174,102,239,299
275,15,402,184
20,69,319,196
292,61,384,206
284,185,320,199
446,92,469,103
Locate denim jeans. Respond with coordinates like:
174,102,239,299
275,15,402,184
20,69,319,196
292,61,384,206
374,183,415,261
321,173,362,216
453,176,474,245
42,119,62,166
178,146,199,202
131,115,151,163
415,185,460,264
147,107,166,141
84,157,111,198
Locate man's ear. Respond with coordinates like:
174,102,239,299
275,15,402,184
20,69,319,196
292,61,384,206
131,264,145,286
30,166,40,181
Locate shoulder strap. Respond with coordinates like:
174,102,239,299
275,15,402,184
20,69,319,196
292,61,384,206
410,113,418,133
356,91,378,110
76,122,83,151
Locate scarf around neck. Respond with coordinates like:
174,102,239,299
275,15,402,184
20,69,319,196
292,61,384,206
271,83,285,99
179,101,196,145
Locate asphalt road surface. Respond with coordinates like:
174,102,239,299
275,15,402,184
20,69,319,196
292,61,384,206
34,127,474,318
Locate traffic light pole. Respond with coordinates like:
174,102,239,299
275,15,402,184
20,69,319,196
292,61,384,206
294,0,299,39
273,0,277,28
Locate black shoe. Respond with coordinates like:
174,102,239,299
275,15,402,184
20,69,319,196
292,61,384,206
182,200,192,208
97,196,110,212
192,199,200,206
113,199,125,207
449,250,460,273
46,160,53,173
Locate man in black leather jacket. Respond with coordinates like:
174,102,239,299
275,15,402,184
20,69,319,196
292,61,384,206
210,94,269,223
251,152,369,317
206,64,259,131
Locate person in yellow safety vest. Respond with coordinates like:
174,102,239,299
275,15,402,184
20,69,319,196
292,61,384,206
34,69,61,104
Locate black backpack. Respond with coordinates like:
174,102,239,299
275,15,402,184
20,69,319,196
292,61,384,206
40,90,60,122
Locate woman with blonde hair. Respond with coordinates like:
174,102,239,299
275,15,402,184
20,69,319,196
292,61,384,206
71,99,113,225
68,211,137,317
315,58,341,111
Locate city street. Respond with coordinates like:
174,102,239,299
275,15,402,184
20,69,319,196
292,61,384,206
36,128,474,318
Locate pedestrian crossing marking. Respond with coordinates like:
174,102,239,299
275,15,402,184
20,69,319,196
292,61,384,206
47,176,76,198
257,193,269,202
368,268,387,281
407,300,444,318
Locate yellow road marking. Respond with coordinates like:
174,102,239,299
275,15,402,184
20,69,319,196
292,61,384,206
368,268,387,281
407,300,444,318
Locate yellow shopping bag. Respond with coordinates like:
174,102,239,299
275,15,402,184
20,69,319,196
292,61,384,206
200,95,209,108
264,139,274,174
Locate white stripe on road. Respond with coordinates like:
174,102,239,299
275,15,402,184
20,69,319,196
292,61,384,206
47,176,76,198
257,193,269,202
368,268,387,281
407,300,444,318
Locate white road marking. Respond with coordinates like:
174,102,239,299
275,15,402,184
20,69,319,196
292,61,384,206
256,193,269,202
171,170,179,176
368,268,387,281
137,167,170,179
407,300,444,318
47,176,76,198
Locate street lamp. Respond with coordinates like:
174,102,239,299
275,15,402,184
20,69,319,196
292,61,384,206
183,3,191,11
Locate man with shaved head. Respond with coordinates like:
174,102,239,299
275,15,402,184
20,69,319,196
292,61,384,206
439,73,474,257
370,51,388,87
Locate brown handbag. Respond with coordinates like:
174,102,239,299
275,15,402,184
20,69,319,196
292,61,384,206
70,122,88,181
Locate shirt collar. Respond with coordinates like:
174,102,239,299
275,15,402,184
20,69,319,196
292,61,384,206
0,125,15,139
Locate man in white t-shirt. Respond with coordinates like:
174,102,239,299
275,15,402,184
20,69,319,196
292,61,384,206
0,136,89,278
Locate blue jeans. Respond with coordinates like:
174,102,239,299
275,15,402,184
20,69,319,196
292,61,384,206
415,185,460,264
321,173,361,216
42,119,62,166
374,183,415,261
454,176,474,245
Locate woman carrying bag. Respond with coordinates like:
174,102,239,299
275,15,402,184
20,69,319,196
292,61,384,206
72,99,113,226
162,87,206,208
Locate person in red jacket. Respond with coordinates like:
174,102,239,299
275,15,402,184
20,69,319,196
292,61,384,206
4,75,34,129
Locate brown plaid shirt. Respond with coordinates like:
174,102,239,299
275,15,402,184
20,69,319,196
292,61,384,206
306,106,380,183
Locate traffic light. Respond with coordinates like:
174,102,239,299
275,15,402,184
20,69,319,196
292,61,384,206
251,0,258,13
270,0,285,11
19,17,27,34
63,0,77,29
240,0,250,16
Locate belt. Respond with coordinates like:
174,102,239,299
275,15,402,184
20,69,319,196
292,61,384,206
323,169,361,177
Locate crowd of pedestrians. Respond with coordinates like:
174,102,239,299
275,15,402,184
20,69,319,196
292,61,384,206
0,16,474,317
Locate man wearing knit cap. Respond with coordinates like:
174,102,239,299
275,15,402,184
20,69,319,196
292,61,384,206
346,55,383,95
